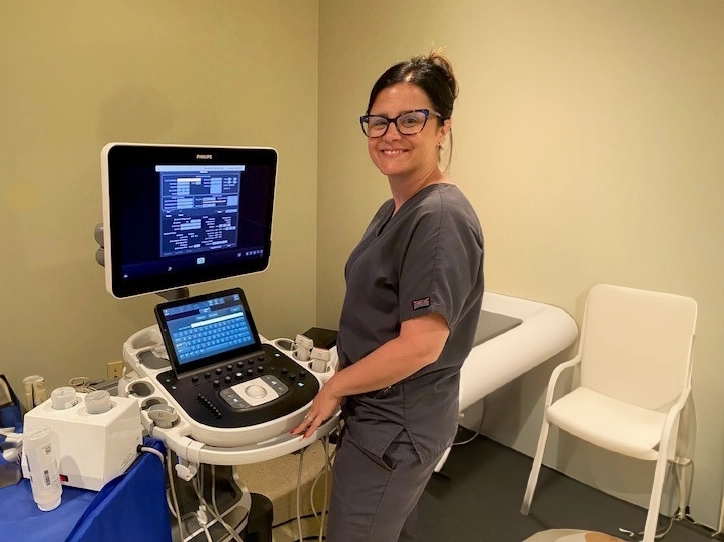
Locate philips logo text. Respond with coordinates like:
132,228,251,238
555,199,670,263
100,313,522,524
196,154,213,159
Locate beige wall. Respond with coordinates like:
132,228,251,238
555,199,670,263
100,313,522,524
0,2,319,395
318,0,724,528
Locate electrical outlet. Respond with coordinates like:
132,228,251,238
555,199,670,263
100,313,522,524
107,361,124,381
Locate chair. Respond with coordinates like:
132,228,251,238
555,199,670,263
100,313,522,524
520,284,697,542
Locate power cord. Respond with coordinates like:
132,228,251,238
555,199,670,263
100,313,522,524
617,458,706,541
453,406,486,446
166,449,186,541
681,505,722,539
273,513,319,529
138,445,165,464
68,377,97,394
297,446,306,542
672,459,723,536
193,467,215,542
211,464,250,541
193,466,244,542
293,432,338,541
194,504,213,542
165,453,249,542
310,438,337,522
317,436,331,542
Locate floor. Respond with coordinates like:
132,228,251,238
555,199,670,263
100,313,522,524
416,431,718,542
247,429,718,542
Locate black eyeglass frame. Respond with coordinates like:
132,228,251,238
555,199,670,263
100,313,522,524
359,109,444,138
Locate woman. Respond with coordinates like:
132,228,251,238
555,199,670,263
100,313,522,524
292,50,484,542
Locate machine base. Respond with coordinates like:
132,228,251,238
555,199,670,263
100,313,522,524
168,456,258,542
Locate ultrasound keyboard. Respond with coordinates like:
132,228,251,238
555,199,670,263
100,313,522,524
174,316,253,362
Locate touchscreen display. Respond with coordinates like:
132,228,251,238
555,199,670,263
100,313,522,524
155,288,262,375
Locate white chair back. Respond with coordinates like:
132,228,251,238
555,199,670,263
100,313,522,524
579,284,697,410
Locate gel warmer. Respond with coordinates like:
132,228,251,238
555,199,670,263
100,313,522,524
22,389,142,491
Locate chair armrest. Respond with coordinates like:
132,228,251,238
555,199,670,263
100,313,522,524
660,385,692,439
655,384,692,462
545,355,582,407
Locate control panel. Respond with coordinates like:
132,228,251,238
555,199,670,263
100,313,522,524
154,343,318,428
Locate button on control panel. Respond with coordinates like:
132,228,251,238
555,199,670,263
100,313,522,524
220,375,289,410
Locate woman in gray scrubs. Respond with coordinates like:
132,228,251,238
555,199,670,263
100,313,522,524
292,50,484,542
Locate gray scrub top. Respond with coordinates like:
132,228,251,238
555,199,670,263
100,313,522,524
337,183,485,463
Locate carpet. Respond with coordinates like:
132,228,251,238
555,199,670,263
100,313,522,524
235,440,332,542
524,529,626,542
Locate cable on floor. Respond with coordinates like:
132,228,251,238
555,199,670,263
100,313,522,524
273,513,319,529
453,402,486,446
617,459,686,541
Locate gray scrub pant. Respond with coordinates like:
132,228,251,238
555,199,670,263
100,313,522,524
326,429,442,542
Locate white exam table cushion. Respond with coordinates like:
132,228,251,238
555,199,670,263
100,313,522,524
459,292,578,412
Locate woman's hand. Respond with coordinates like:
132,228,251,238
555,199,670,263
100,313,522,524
290,377,342,439
290,312,449,439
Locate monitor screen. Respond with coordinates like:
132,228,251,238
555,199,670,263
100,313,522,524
101,143,277,298
154,288,262,376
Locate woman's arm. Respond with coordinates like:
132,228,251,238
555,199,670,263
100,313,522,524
329,312,449,395
291,312,450,438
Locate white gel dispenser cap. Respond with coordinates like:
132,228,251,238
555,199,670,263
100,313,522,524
51,386,77,410
85,390,112,414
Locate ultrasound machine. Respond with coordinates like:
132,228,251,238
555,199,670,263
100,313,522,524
95,143,339,541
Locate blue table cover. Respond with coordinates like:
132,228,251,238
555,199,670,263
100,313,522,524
0,438,172,542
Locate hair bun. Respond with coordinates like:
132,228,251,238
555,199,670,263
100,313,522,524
427,47,458,100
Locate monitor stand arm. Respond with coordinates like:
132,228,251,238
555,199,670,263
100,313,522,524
156,288,190,301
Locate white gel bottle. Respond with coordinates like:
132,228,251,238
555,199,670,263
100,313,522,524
24,425,62,511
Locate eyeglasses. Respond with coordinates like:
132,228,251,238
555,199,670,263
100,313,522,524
359,109,443,138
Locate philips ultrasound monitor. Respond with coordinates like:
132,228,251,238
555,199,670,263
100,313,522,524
101,143,277,298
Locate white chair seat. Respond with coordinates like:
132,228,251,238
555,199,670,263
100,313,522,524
546,387,665,460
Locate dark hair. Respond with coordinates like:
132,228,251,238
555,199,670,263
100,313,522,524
366,49,458,118
366,49,458,167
